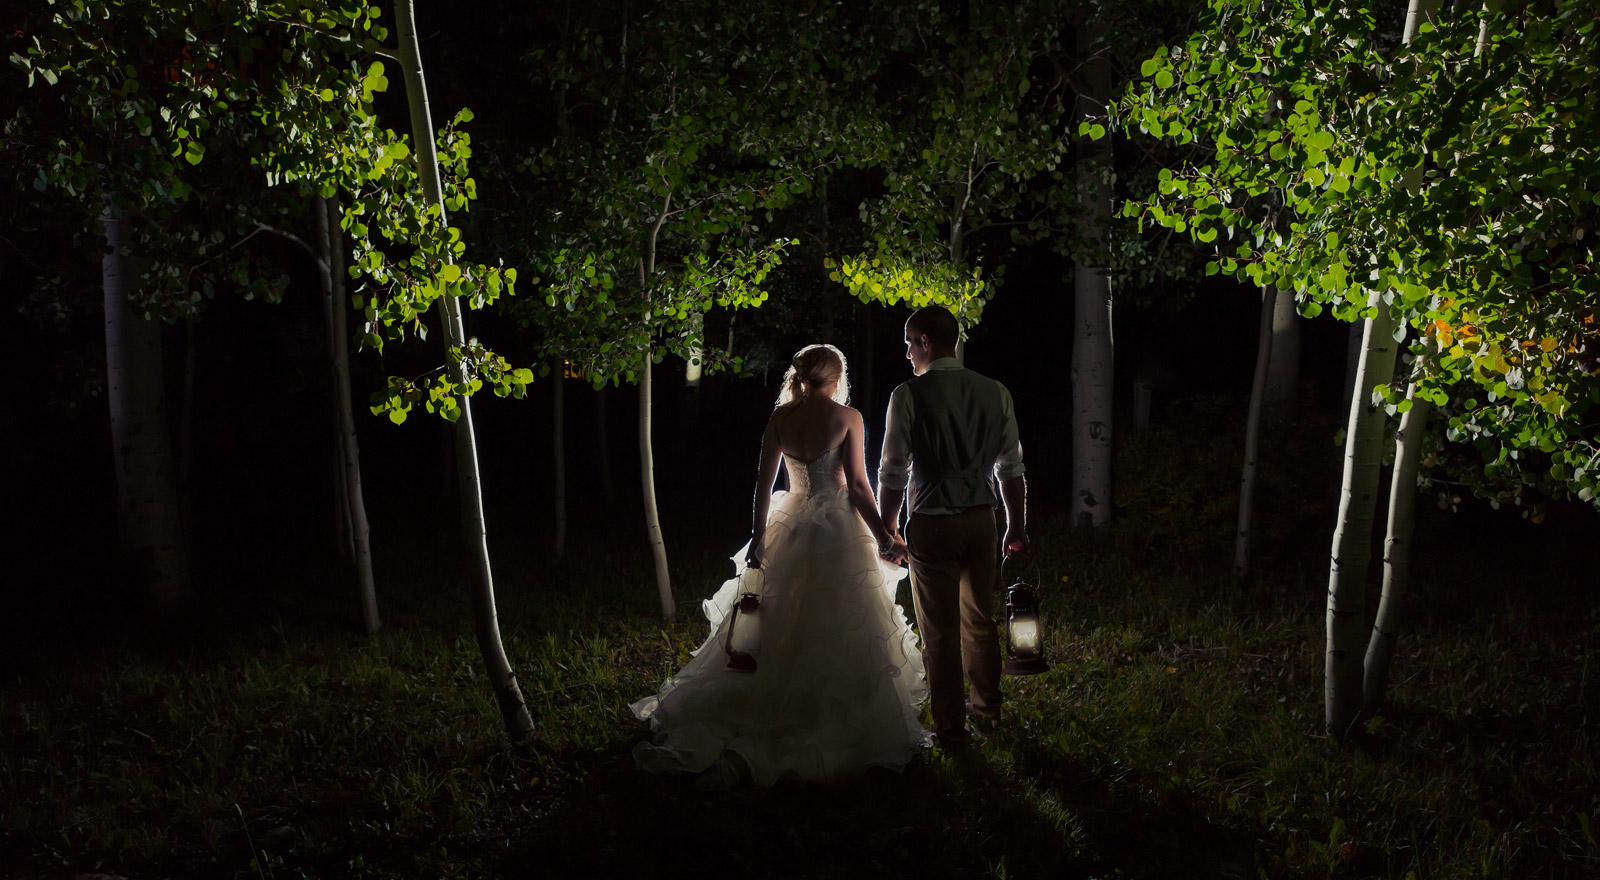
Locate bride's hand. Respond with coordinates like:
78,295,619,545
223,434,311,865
745,549,764,570
878,533,909,566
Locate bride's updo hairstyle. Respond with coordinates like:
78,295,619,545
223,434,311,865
775,343,850,408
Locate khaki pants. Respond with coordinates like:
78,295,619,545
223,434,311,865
906,508,1001,736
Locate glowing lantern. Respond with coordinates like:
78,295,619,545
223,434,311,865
1001,563,1048,676
723,593,761,672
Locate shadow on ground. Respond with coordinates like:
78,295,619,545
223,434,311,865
499,736,1266,880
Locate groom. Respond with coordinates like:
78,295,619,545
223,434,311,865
877,305,1029,746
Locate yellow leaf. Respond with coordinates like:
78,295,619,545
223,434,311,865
1541,336,1558,352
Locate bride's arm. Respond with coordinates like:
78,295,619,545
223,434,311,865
843,410,895,547
747,413,785,568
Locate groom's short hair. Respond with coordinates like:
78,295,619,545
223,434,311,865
907,306,959,350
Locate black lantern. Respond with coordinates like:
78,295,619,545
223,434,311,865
1001,562,1048,676
723,591,762,673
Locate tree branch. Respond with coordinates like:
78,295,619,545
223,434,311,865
254,222,328,274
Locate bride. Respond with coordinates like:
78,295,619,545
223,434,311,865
630,343,931,787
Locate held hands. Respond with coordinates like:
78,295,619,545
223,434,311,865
878,533,909,566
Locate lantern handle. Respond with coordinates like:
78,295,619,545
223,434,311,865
1000,552,1042,588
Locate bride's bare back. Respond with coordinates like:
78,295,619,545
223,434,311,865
770,396,853,462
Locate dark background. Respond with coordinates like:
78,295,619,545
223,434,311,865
3,0,1588,656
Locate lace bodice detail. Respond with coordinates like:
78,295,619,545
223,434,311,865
782,444,846,496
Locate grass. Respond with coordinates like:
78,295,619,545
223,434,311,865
4,411,1599,880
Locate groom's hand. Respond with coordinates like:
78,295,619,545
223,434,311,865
879,533,909,566
1002,529,1030,559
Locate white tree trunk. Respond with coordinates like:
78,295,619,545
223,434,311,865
396,1,533,739
1071,19,1115,535
1323,0,1440,739
1364,378,1429,714
1325,292,1401,737
319,195,380,635
552,359,566,562
1359,0,1490,715
638,209,675,620
640,357,674,620
635,199,675,621
1265,284,1301,410
1234,286,1277,581
103,208,190,605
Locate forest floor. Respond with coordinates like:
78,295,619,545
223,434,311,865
5,402,1600,880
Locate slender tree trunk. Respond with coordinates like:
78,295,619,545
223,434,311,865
950,217,968,365
1265,284,1301,412
1071,19,1115,536
1364,377,1429,714
640,359,673,620
638,204,675,621
317,209,355,565
1324,0,1440,740
103,208,190,605
1361,0,1491,715
684,312,704,388
1132,378,1152,431
319,195,380,634
552,359,566,562
1234,285,1277,581
332,422,353,561
396,1,533,738
1325,292,1401,737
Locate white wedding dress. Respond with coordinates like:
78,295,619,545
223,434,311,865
630,444,931,787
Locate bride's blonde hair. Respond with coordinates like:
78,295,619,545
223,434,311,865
775,343,849,408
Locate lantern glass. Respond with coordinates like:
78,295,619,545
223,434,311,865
725,592,761,672
1009,615,1039,653
729,594,760,655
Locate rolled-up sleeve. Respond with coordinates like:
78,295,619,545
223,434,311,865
993,382,1025,482
878,385,914,490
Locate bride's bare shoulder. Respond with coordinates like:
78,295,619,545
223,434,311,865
835,401,864,422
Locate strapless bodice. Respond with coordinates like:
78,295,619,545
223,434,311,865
782,444,846,496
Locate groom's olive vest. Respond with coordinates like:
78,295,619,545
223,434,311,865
902,367,1009,514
